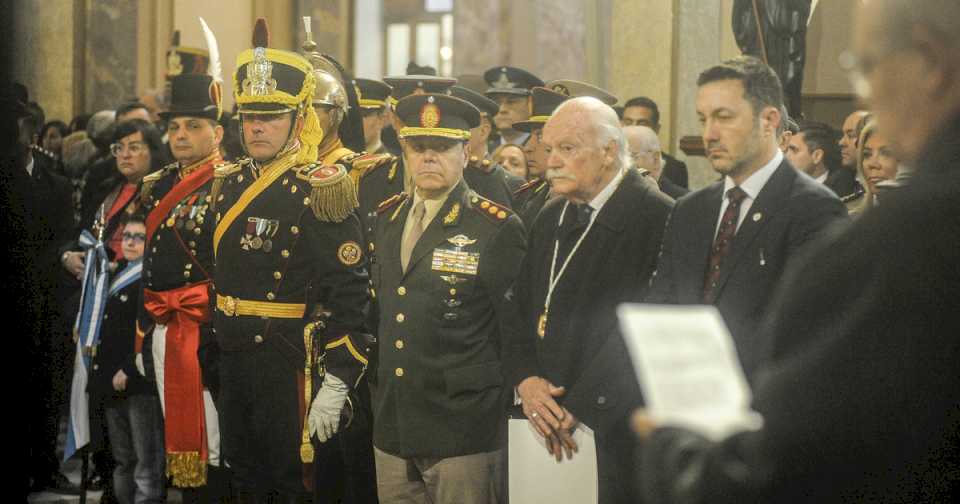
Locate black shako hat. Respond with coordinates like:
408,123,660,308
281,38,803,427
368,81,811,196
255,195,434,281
160,74,221,120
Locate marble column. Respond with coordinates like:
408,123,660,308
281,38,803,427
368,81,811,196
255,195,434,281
451,0,502,76
12,0,79,122
673,0,724,189
84,0,139,113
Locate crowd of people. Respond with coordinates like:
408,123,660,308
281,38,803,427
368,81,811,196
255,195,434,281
8,0,960,502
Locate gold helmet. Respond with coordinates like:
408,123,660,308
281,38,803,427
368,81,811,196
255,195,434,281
301,16,348,115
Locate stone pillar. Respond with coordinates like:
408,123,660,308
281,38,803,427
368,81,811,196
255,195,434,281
673,0,724,189
12,0,80,121
84,0,139,113
608,0,676,154
451,1,502,76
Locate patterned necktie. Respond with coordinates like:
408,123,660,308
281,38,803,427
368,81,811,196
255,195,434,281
401,201,426,272
702,186,748,303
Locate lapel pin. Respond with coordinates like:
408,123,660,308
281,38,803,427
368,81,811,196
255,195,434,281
753,212,762,222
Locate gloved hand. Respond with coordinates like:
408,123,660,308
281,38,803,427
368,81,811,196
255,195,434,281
308,373,348,443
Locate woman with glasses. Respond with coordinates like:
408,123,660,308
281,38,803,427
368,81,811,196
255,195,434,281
60,119,167,279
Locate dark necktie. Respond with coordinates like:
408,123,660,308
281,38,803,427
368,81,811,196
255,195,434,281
557,203,593,266
702,186,748,303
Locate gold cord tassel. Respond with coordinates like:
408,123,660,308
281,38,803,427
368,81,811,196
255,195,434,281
310,165,358,223
301,322,316,463
167,451,208,487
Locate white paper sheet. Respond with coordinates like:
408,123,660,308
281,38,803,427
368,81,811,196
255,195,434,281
508,418,598,504
617,303,763,440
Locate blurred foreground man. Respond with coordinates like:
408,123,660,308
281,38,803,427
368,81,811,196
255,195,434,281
212,20,370,502
505,97,673,503
636,1,960,501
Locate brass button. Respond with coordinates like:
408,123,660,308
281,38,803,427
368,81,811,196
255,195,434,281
281,249,290,258
185,264,192,270
369,242,375,252
291,185,298,194
449,288,457,296
273,271,282,280
237,174,244,183
397,286,406,296
395,368,404,377
267,292,276,301
303,197,311,206
396,313,405,323
183,271,191,278
189,241,196,248
193,227,202,235
254,335,263,344
291,226,300,235
395,340,404,350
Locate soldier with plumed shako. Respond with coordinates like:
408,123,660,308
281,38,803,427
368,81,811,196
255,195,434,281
136,17,231,502
369,93,526,503
210,18,371,501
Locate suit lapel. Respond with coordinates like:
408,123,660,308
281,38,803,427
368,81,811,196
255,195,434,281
714,162,795,297
402,181,467,280
382,196,411,283
685,183,724,300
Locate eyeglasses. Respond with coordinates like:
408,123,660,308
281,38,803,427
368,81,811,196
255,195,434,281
121,232,146,243
110,141,147,157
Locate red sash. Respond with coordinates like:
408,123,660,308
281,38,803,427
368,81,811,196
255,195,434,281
143,281,212,487
145,158,217,247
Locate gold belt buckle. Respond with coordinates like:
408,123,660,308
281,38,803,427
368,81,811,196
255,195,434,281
222,295,238,316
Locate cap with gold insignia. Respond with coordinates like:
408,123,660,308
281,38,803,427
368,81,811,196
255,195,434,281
233,18,316,114
545,79,618,106
355,78,393,110
383,75,457,107
483,66,544,98
166,30,209,80
395,94,481,141
447,85,498,118
513,87,569,132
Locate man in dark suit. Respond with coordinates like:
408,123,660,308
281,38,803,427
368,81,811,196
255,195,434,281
512,87,570,228
635,1,960,500
505,96,673,503
621,96,689,188
370,93,526,503
646,56,847,380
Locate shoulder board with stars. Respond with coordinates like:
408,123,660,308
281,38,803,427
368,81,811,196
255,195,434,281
376,192,409,215
468,156,492,170
470,194,513,224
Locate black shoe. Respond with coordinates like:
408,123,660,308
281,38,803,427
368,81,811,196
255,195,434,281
41,472,82,495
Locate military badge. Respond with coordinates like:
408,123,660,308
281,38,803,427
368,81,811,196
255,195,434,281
421,100,441,129
337,241,363,266
493,67,515,89
440,274,468,285
243,47,278,97
167,51,184,77
446,234,477,248
432,248,480,276
442,203,460,225
241,217,280,251
551,83,570,96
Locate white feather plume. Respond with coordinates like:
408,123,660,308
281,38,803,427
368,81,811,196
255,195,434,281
198,16,222,84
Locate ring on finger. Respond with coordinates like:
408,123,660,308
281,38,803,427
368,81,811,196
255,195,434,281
531,411,539,418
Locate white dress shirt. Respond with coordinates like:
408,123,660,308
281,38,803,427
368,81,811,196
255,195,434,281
715,149,783,237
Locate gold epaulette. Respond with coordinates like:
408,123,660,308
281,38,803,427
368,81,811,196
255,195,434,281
469,193,513,224
209,160,245,212
376,192,409,215
140,163,176,205
349,152,397,182
296,163,359,223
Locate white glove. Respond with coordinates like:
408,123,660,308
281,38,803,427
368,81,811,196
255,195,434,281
308,373,348,443
135,353,146,377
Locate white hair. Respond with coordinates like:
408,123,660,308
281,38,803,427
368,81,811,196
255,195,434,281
553,96,631,170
